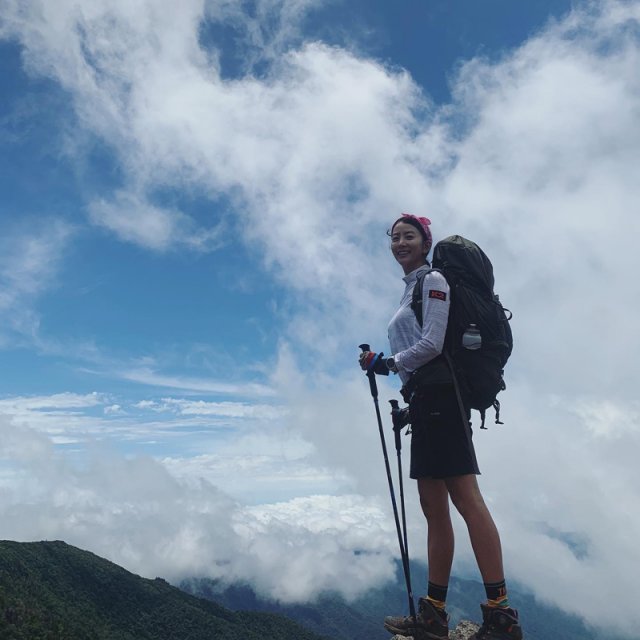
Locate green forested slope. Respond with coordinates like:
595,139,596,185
0,540,328,640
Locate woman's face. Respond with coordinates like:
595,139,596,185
390,221,428,274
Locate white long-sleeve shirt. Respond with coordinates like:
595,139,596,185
388,265,451,385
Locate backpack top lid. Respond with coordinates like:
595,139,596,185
432,235,495,295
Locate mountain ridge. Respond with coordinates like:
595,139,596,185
0,539,629,640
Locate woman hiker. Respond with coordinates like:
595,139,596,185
358,214,523,640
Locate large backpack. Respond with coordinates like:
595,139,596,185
411,235,513,428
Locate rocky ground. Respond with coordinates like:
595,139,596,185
391,619,480,640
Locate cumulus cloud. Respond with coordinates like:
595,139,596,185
89,191,224,252
469,386,640,634
232,495,397,602
2,0,640,635
1,0,420,348
441,1,640,400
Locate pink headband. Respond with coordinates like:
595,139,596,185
401,213,432,250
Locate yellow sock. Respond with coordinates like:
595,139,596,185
487,595,510,608
426,595,447,610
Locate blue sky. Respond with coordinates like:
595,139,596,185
2,0,640,635
0,0,574,446
0,0,577,457
0,0,575,395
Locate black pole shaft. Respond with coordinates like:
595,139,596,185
359,345,416,620
389,400,409,561
396,442,410,578
371,388,415,620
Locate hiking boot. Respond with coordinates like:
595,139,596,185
384,596,449,639
470,604,523,639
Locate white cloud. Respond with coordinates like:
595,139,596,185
0,390,331,503
1,0,418,347
570,398,640,439
439,1,640,402
0,413,395,598
232,495,397,602
163,452,347,505
0,220,74,343
89,190,223,252
0,391,251,448
468,386,640,633
118,367,276,397
103,404,124,415
0,392,104,412
157,398,287,419
0,392,109,443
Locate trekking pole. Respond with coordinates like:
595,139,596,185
389,399,410,569
359,344,416,620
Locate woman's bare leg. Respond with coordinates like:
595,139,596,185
417,477,455,586
445,474,504,583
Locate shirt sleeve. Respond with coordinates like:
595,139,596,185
394,270,450,374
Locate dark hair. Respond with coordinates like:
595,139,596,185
387,216,428,241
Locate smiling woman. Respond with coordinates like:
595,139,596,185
360,213,523,640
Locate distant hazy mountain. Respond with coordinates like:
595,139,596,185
0,540,329,640
181,560,621,640
0,540,627,640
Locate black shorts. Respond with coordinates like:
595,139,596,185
409,383,480,480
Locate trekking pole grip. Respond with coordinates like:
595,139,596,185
358,343,378,399
389,399,403,450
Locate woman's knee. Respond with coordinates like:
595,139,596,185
417,478,451,521
446,475,488,519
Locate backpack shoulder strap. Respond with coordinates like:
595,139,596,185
411,267,439,328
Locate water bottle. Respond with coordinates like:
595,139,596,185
462,324,482,350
